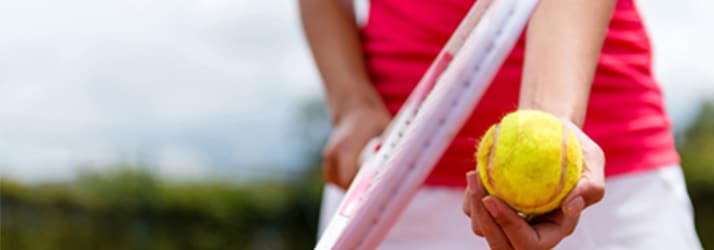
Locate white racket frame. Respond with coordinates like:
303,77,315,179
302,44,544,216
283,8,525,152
316,0,540,249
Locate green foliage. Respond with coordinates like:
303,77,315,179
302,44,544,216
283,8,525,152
678,101,714,248
1,101,714,249
680,101,714,192
1,166,323,250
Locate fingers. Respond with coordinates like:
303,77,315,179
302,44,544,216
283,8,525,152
463,172,473,216
468,173,512,249
481,196,533,249
561,196,586,218
321,129,361,189
563,119,605,181
573,145,605,208
322,144,340,187
530,204,583,249
465,174,588,250
562,177,604,212
322,106,391,189
563,118,605,209
464,171,483,236
336,150,359,188
322,142,354,189
483,196,584,250
462,120,602,250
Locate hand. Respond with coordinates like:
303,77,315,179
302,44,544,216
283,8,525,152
323,104,391,189
462,121,605,250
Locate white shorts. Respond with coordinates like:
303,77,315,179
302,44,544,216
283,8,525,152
319,166,703,250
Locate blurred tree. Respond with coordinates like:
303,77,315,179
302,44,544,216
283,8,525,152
2,99,712,250
678,101,714,247
680,101,714,191
0,166,323,250
0,95,331,250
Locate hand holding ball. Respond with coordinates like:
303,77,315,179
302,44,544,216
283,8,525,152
476,110,583,215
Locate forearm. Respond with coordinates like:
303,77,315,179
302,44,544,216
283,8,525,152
299,0,383,124
519,0,616,126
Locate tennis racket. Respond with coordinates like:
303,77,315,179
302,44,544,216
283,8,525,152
316,0,540,249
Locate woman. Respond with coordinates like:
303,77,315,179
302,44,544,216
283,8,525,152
299,0,702,249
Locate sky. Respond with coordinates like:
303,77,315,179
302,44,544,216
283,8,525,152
0,0,712,182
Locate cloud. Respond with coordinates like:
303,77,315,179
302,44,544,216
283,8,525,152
0,0,711,182
0,0,323,182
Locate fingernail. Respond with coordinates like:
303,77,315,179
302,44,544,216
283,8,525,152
565,197,585,216
482,197,499,216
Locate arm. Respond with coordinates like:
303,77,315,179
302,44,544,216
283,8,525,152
519,0,616,126
464,1,613,249
299,0,383,124
299,0,391,189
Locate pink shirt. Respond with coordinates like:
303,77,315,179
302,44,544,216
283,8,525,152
362,0,679,187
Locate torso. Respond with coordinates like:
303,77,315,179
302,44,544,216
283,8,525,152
362,0,679,187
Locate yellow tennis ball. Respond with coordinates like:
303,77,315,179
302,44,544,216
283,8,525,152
476,110,582,215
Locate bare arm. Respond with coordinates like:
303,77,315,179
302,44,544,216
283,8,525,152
299,0,390,189
299,0,382,123
465,1,614,249
519,0,616,126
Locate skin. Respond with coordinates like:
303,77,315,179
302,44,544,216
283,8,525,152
300,0,614,248
463,119,606,249
459,1,615,249
299,0,391,189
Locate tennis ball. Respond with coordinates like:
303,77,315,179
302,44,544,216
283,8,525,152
476,110,582,215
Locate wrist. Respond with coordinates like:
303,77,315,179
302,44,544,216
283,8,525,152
328,84,386,124
518,100,586,127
